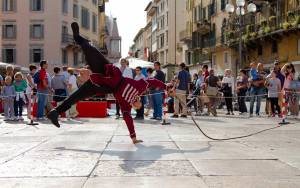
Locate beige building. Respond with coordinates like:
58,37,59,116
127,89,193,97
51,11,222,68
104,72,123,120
133,28,146,60
143,0,185,80
1,0,100,70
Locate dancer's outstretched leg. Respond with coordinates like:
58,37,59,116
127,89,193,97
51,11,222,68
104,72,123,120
48,80,111,127
71,22,110,74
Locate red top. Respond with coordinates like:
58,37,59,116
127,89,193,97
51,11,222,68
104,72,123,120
37,68,48,90
90,64,166,138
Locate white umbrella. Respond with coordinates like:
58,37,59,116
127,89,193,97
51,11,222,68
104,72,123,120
114,58,154,69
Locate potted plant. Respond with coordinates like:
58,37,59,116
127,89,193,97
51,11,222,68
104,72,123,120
269,16,276,28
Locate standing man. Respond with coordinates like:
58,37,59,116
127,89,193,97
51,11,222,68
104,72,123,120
202,65,209,80
172,63,190,118
151,61,166,120
51,67,67,106
134,66,146,120
115,59,133,119
35,60,49,120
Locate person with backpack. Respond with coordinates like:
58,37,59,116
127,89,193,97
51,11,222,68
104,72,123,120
34,60,49,120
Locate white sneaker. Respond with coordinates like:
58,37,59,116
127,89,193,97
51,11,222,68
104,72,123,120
4,118,9,121
19,116,24,121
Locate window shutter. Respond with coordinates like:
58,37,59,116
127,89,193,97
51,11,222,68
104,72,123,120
41,48,44,60
2,0,5,11
13,0,16,12
2,25,5,38
30,0,33,11
30,25,33,39
2,49,6,62
13,25,16,39
30,49,33,63
13,49,16,63
41,25,44,39
87,11,90,29
41,0,44,11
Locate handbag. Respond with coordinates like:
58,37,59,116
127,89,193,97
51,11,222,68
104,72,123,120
206,86,218,96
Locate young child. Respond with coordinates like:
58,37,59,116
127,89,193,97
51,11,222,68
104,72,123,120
2,76,16,121
268,70,281,117
13,72,27,121
250,62,258,81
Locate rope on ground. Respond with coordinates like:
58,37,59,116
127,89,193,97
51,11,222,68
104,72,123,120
190,113,284,141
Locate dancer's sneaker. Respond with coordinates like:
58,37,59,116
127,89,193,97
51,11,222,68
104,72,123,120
47,109,60,128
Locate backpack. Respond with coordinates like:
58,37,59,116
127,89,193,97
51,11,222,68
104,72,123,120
33,71,40,84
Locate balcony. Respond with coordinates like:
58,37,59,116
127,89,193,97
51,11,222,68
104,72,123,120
225,8,300,47
192,32,216,50
194,19,211,35
179,30,192,42
61,34,75,47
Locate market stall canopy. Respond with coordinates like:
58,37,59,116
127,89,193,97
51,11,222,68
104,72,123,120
114,58,154,69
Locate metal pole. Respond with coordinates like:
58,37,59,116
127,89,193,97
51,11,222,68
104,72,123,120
239,6,243,70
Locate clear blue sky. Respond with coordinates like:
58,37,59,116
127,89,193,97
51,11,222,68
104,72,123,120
106,0,150,57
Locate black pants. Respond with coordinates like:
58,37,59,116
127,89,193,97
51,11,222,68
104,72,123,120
14,99,24,117
269,97,281,114
224,93,233,112
135,96,145,118
238,90,247,113
55,33,112,114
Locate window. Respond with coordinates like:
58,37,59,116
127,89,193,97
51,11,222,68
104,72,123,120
30,0,43,11
2,48,16,63
272,41,278,53
30,24,44,39
258,45,263,56
61,25,68,42
224,52,228,64
92,13,97,33
2,0,16,12
221,0,227,11
298,39,300,55
73,4,78,18
166,30,168,45
30,48,43,63
62,49,68,64
81,7,90,29
2,24,16,39
92,0,97,6
160,34,164,48
73,51,78,66
62,0,68,14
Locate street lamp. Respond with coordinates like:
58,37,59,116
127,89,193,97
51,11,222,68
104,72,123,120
226,0,256,71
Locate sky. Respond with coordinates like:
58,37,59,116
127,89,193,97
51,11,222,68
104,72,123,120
106,0,150,58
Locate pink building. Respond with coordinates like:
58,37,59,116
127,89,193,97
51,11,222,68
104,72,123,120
1,0,100,70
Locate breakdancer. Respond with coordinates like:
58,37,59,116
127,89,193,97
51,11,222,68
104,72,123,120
48,22,168,144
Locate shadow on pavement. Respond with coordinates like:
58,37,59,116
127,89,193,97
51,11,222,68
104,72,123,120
55,142,213,173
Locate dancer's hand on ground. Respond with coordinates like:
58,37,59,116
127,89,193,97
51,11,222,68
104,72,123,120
132,137,143,144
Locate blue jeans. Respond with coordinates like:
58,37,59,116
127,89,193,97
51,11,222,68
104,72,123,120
152,90,163,118
249,87,265,115
37,89,48,118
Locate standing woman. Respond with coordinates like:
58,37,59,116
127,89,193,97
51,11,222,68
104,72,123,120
67,68,79,118
281,63,299,118
222,69,235,115
236,69,248,115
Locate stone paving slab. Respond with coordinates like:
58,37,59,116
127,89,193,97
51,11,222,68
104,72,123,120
202,176,300,188
191,159,300,176
175,141,274,160
84,177,208,188
92,160,199,177
100,142,186,161
0,177,85,188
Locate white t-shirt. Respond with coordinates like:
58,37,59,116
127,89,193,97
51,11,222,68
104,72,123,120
68,75,78,90
222,76,235,94
122,67,133,79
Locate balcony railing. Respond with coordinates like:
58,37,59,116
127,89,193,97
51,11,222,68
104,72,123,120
194,19,211,34
61,33,75,45
192,31,216,49
224,8,300,46
179,30,192,42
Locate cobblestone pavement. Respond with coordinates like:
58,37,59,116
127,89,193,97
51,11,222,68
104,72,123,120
0,113,299,188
